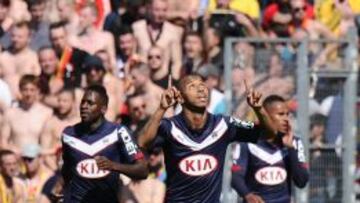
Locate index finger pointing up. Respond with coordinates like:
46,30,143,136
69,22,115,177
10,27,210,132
168,75,172,89
244,79,250,93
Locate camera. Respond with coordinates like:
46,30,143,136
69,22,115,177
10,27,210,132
209,11,246,37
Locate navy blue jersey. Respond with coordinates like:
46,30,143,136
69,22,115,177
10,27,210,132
152,113,262,203
41,171,61,203
232,137,309,203
61,120,143,203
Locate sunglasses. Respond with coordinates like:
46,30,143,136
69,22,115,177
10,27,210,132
132,104,146,111
293,6,306,12
22,157,35,162
148,55,161,60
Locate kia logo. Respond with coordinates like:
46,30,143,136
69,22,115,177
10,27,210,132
76,159,110,179
255,166,287,185
179,154,218,176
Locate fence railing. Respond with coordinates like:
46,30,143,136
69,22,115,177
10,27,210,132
221,27,358,203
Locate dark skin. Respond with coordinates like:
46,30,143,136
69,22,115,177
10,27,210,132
138,75,277,149
78,90,148,179
264,101,293,148
244,101,294,203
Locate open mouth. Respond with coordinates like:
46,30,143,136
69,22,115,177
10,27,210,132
198,96,208,102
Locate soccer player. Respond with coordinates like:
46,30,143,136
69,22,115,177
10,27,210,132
61,85,148,203
231,95,309,203
138,74,277,203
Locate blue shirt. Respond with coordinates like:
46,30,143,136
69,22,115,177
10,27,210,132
153,112,261,203
61,120,143,203
232,137,309,203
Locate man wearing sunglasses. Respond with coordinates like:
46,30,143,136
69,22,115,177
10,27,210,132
22,143,52,203
127,94,150,139
288,0,336,68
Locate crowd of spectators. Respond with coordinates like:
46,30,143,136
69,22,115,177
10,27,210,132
0,0,359,202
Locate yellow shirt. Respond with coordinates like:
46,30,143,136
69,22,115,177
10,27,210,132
349,0,360,14
315,0,360,34
0,175,13,203
315,0,342,32
208,0,260,19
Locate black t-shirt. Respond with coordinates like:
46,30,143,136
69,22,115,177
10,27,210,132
60,47,89,88
153,74,177,89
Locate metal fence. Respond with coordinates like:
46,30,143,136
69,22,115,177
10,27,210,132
221,28,358,203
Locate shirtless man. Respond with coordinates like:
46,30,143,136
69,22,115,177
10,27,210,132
129,62,169,116
40,88,79,171
1,21,41,98
132,0,183,80
3,21,41,76
38,46,65,108
289,0,337,68
116,26,138,78
147,45,170,89
167,0,199,22
71,3,116,68
0,150,26,203
56,0,80,36
1,75,53,154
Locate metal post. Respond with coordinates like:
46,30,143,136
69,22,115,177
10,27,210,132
342,27,358,203
222,38,236,203
295,38,310,203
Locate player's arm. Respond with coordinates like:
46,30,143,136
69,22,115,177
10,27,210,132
61,137,72,186
96,156,148,180
96,126,149,179
138,79,180,149
244,80,278,140
283,133,309,188
231,144,250,196
232,144,265,203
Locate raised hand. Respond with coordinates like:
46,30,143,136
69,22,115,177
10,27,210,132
245,193,265,203
160,76,181,110
244,79,262,110
95,156,114,171
282,123,294,148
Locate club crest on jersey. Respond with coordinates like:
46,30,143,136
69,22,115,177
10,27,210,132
178,154,218,176
76,159,110,179
230,117,254,129
255,166,287,185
